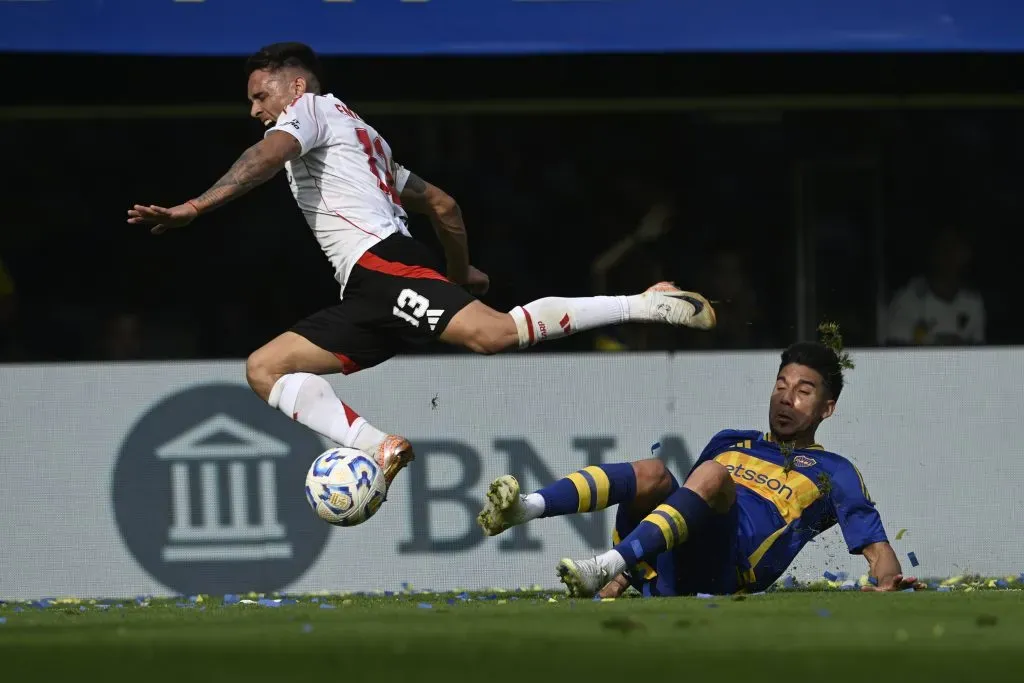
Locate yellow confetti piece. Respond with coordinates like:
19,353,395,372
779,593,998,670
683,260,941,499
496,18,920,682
194,595,204,603
601,598,616,602
342,599,353,605
497,600,507,605
941,575,964,587
547,598,558,603
986,579,998,588
895,528,908,540
964,587,975,593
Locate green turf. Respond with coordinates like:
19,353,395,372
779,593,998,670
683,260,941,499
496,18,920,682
3,591,1023,682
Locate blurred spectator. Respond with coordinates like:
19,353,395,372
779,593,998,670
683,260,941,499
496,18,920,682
884,227,985,345
100,312,145,360
0,255,17,355
690,246,771,350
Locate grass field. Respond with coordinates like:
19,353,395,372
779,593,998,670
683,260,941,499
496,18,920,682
3,589,1024,682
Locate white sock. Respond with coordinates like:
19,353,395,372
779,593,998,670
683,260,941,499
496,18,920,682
520,493,546,521
508,295,647,349
268,373,387,454
596,549,628,577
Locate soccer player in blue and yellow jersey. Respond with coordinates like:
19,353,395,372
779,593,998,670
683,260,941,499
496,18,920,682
477,340,919,596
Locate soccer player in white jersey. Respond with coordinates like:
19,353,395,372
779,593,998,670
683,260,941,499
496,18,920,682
128,42,717,495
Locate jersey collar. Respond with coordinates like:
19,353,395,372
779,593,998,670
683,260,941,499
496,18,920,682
763,431,824,451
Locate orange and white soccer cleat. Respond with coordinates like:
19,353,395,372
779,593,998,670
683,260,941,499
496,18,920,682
375,435,416,487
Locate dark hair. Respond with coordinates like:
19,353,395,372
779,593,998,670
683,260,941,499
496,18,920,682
779,341,844,400
245,42,324,93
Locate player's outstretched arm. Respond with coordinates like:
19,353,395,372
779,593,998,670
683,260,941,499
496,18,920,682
399,171,487,295
860,541,921,591
127,131,301,234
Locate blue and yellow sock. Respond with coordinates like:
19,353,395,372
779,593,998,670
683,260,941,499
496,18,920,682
612,486,712,566
537,463,637,517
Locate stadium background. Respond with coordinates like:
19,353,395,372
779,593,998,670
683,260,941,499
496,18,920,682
1,0,1023,600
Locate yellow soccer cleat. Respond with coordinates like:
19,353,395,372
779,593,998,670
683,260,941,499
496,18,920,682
476,475,526,537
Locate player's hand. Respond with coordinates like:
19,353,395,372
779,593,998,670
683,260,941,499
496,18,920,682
462,265,490,296
598,573,630,599
860,574,924,592
127,203,199,234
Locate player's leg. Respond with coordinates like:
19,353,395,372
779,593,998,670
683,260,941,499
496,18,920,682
557,461,736,596
245,319,413,485
477,459,674,536
441,283,716,354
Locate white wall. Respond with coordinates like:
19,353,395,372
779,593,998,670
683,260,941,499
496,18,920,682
1,349,1020,598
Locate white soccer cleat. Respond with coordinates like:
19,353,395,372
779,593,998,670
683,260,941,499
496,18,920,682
556,557,610,598
375,435,415,488
642,281,717,330
477,475,527,536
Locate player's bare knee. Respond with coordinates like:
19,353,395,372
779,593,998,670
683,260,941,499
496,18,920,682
632,459,673,499
685,462,733,501
245,350,281,401
467,319,517,355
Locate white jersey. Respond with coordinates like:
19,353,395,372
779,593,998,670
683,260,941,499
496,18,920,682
265,93,412,295
884,276,986,345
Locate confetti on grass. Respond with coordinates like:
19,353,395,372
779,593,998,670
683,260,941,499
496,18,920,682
417,603,433,610
823,571,838,582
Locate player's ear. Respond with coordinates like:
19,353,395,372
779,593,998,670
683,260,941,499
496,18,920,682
820,399,836,420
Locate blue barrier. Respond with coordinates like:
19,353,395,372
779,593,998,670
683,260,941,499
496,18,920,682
1,0,1021,56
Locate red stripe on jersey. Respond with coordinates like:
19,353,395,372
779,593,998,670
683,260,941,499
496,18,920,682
521,306,535,345
356,251,448,282
288,94,302,109
334,353,361,375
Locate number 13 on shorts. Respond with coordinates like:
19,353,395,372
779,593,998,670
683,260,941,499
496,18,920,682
393,288,430,327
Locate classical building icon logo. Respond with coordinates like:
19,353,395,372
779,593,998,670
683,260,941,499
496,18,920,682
113,384,329,595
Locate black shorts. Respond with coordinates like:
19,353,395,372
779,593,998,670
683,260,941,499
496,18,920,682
291,234,476,373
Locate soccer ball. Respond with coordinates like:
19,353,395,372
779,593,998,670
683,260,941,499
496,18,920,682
305,447,387,527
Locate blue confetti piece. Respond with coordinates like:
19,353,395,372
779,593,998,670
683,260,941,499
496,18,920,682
592,596,602,602
223,594,240,605
174,602,190,608
868,576,878,586
115,604,123,609
13,607,24,613
0,617,6,625
79,606,87,612
257,599,282,608
310,597,319,604
836,572,849,581
319,603,336,610
823,571,838,582
651,442,661,454
385,591,395,597
401,582,411,591
902,588,916,593
417,602,433,609
997,580,1009,588
696,593,714,599
510,597,519,601
817,609,831,617
907,552,919,567
937,586,951,592
302,623,313,633
783,576,797,588
96,604,110,611
447,598,456,605
280,599,297,606
456,592,470,601
189,595,200,603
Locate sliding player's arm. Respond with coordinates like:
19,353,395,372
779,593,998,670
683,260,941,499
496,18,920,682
396,167,487,294
860,541,918,591
830,461,920,591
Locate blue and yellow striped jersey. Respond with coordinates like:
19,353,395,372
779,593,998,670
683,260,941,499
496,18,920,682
690,429,888,592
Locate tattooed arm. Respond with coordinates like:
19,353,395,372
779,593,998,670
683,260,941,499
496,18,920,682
191,132,301,214
399,171,471,286
127,131,301,234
